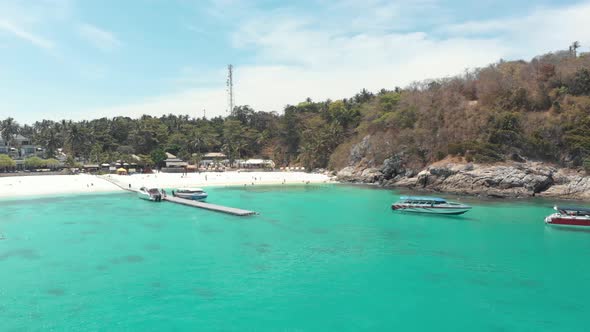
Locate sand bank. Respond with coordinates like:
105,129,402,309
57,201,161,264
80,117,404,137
0,172,334,199
0,174,121,199
104,171,333,191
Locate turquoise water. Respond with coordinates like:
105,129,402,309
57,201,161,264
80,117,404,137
1,184,589,331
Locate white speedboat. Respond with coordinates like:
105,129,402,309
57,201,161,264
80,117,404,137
138,187,163,202
172,188,208,201
391,196,471,215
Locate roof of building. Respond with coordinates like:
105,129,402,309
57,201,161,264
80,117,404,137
0,132,30,142
165,152,177,159
203,152,226,158
243,159,274,164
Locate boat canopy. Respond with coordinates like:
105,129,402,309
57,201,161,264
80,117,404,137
176,188,204,192
555,206,590,214
400,196,447,203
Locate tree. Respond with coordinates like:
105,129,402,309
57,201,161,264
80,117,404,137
222,119,247,162
0,154,16,171
150,149,167,169
45,158,61,170
137,154,154,167
192,124,220,153
24,156,45,169
33,121,60,158
66,123,90,158
569,68,590,96
1,117,19,147
570,41,581,57
327,100,360,129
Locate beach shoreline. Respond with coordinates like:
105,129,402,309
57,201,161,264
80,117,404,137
0,172,335,199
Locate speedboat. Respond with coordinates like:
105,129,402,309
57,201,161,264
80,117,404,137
545,206,590,226
391,196,471,215
172,188,208,201
138,187,163,202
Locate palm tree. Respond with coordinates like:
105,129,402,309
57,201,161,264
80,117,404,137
66,123,85,158
570,41,581,57
1,117,19,147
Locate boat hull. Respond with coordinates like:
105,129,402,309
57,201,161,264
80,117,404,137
392,205,470,215
138,191,162,202
545,214,590,226
174,192,208,201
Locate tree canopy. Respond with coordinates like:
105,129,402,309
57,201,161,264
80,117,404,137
2,46,590,171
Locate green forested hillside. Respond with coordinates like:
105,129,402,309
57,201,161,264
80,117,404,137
330,49,590,170
2,48,590,170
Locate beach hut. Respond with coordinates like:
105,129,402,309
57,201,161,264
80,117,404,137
116,168,128,175
83,164,100,173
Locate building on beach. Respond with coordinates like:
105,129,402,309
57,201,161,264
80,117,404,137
239,159,275,169
0,133,45,159
200,152,228,170
161,152,188,173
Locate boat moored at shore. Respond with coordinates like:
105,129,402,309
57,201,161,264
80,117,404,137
172,188,208,201
138,187,164,202
545,206,590,227
392,196,471,215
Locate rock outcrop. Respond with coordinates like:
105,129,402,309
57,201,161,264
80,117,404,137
336,160,590,200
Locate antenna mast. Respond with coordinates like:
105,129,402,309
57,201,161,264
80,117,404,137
227,64,234,114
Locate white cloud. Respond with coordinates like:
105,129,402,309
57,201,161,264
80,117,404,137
0,19,54,49
55,1,590,122
443,3,590,58
78,23,121,52
0,0,73,51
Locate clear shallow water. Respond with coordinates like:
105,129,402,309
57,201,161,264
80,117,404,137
1,184,589,331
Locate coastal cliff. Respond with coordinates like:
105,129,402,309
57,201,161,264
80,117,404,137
337,160,590,200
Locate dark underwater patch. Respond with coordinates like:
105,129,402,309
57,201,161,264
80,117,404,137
0,249,40,261
46,288,65,296
110,255,145,264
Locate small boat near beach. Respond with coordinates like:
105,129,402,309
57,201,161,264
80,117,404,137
391,196,471,215
545,206,590,227
172,188,208,201
138,187,163,202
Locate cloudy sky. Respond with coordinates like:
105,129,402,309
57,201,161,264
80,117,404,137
1,0,589,123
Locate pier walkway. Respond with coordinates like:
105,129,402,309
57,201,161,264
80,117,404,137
97,175,256,216
163,196,257,216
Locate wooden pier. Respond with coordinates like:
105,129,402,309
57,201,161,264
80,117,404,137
163,196,257,216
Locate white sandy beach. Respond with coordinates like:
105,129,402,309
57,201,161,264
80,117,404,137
0,172,334,199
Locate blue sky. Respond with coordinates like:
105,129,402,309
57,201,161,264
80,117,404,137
1,0,589,123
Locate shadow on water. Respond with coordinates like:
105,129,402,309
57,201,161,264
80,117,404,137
144,243,161,251
110,255,145,264
0,249,40,261
46,288,65,296
194,287,216,299
546,225,590,234
0,192,129,207
220,184,332,193
394,211,480,222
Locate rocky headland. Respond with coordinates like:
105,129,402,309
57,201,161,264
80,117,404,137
337,157,590,200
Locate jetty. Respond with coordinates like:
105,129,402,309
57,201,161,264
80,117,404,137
163,196,256,216
98,175,256,216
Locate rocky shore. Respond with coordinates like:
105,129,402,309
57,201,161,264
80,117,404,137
337,159,590,200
